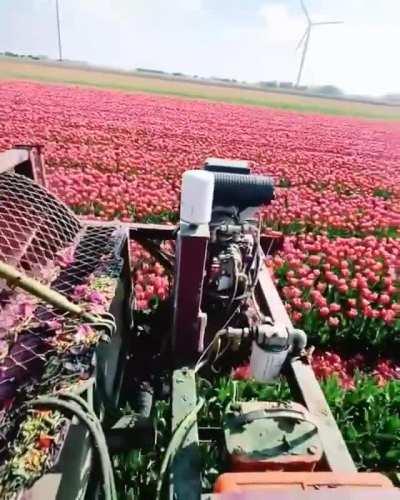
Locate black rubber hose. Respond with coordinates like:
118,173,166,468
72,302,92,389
212,172,274,209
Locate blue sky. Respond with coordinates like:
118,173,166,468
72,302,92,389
1,0,399,96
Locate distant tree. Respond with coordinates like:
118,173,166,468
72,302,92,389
313,85,344,96
279,81,294,89
383,93,400,103
259,81,278,88
136,68,165,75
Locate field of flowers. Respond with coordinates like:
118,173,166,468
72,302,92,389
1,81,400,485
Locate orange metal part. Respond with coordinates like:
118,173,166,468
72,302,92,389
214,472,394,493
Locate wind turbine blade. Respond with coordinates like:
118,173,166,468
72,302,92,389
312,21,344,26
300,0,311,23
296,28,309,51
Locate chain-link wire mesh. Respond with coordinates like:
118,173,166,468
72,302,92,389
0,171,127,493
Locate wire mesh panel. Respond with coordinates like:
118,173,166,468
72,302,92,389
0,172,81,275
0,171,127,495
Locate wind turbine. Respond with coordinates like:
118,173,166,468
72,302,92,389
55,0,63,61
295,0,342,87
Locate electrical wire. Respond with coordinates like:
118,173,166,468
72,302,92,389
194,331,224,373
194,302,241,374
210,337,232,374
155,397,205,500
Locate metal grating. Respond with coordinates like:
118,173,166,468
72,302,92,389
0,171,127,492
0,172,81,275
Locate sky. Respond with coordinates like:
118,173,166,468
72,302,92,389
1,0,399,96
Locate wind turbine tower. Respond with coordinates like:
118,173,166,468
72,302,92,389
296,0,342,87
55,0,63,61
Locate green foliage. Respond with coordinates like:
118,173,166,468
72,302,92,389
292,303,400,356
197,376,291,428
113,375,399,497
277,177,292,188
141,210,178,224
264,219,399,240
323,376,400,471
0,411,66,497
373,187,393,200
70,201,104,216
113,400,169,500
126,204,136,221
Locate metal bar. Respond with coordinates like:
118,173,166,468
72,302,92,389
27,145,47,188
0,148,30,175
106,414,155,452
134,237,174,270
256,263,356,472
260,233,284,256
287,358,356,472
205,490,400,500
170,368,201,500
129,223,176,240
172,227,209,365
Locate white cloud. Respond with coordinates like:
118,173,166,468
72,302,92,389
259,4,304,44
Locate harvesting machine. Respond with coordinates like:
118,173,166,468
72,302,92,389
0,145,398,500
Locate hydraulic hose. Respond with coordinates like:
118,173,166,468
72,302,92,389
28,392,117,500
155,397,205,500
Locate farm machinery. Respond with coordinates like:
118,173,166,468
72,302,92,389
0,145,398,499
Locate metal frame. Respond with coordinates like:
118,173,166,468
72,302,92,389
0,144,47,186
0,146,133,499
257,264,356,472
127,225,356,499
1,145,357,498
127,224,356,497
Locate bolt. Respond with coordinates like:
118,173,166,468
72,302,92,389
233,446,243,454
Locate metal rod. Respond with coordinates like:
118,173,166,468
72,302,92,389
55,0,63,61
0,260,99,324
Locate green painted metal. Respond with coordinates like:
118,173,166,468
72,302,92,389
169,368,201,500
224,401,322,465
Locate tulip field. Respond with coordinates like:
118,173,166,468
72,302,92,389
1,80,400,487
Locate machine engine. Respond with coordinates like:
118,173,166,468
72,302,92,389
203,164,272,336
